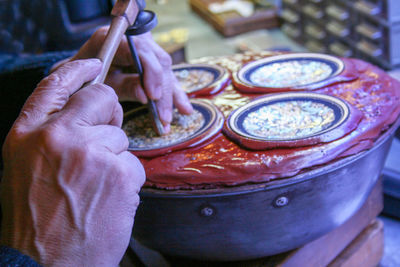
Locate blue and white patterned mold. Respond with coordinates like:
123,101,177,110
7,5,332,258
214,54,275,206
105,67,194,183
238,53,344,89
229,92,349,141
173,64,225,93
123,99,220,151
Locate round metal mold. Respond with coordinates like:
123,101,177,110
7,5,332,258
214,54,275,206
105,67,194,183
233,53,346,93
224,92,363,149
132,119,399,261
173,63,230,97
123,99,224,158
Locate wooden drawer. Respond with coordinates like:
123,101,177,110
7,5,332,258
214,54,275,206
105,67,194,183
354,0,400,23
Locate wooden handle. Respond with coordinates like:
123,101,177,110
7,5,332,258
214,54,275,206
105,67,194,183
90,17,129,85
89,0,139,85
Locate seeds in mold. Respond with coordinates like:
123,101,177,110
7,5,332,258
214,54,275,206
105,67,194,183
123,109,205,149
242,100,335,139
249,60,333,88
174,69,215,92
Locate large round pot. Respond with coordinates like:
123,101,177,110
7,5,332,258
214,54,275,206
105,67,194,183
132,122,398,261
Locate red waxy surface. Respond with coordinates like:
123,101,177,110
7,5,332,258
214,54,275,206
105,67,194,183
133,52,400,190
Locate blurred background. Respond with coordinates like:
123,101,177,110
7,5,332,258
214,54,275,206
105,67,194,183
0,0,399,70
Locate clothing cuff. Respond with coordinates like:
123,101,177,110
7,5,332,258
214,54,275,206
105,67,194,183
0,245,42,266
0,51,75,77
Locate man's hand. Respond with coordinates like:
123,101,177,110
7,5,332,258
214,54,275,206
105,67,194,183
66,27,193,133
1,59,145,266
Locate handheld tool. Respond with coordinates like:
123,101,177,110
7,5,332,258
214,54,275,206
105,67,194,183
125,9,164,136
90,0,164,136
89,0,138,85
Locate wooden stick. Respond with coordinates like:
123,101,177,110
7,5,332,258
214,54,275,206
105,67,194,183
90,0,139,85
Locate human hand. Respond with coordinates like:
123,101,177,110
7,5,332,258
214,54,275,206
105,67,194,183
66,27,193,133
1,59,145,266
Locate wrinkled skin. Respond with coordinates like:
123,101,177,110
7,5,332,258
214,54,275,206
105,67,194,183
55,27,193,133
1,59,146,266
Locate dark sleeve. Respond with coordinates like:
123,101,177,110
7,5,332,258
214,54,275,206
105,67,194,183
0,245,42,266
0,51,74,170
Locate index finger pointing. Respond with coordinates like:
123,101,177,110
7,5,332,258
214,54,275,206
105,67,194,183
17,59,102,127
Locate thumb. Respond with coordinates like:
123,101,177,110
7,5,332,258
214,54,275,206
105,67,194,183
16,59,102,128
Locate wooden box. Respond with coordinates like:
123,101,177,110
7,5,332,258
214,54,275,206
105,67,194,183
189,0,280,37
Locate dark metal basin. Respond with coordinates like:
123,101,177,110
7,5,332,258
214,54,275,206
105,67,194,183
133,122,398,261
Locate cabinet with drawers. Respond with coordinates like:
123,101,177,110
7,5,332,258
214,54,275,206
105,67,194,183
280,0,400,69
281,1,304,42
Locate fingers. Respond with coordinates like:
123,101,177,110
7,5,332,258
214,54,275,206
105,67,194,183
17,59,102,128
140,49,164,100
61,83,123,128
135,35,175,130
105,151,145,210
154,89,173,133
118,151,146,191
105,71,147,103
135,33,170,100
88,125,129,155
172,76,194,115
102,151,145,219
100,31,193,132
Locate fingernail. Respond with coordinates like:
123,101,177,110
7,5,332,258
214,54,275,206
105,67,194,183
185,102,194,113
136,90,148,104
140,97,148,104
161,109,172,125
163,124,170,134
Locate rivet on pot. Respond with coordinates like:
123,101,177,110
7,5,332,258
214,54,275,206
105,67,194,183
200,206,215,217
274,196,289,207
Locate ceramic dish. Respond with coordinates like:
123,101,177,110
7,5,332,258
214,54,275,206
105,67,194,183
173,63,230,97
224,92,362,149
123,99,224,157
233,53,357,93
